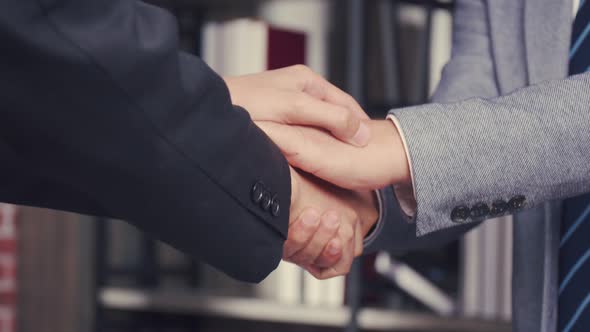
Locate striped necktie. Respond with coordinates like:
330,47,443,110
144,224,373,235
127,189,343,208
558,2,590,331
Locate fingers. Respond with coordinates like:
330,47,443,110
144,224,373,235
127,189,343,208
277,65,368,121
283,92,370,147
303,71,370,121
283,208,321,258
313,216,362,270
267,65,370,146
287,211,342,266
306,220,357,280
283,205,359,280
313,237,343,268
226,65,370,146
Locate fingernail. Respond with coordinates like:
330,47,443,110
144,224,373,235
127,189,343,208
327,241,341,255
324,212,340,228
351,122,370,146
302,210,320,227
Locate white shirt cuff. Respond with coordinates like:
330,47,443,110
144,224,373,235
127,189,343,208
386,114,417,218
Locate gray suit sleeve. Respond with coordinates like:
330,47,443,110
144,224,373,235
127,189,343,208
375,0,590,242
392,72,590,236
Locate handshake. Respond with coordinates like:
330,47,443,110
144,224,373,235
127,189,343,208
225,65,413,280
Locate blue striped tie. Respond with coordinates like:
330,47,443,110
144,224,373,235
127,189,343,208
558,2,590,331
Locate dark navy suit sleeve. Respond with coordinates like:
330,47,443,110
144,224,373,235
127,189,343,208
0,0,291,282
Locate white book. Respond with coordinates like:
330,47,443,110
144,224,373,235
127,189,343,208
460,217,514,320
428,7,453,96
219,19,268,76
500,217,514,321
480,220,501,319
202,19,268,76
303,272,322,306
461,226,483,317
202,21,220,72
258,261,302,304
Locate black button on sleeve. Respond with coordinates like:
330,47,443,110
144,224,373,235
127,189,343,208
260,191,272,211
490,199,509,217
508,195,527,212
451,206,471,223
470,202,490,220
251,182,265,204
271,196,280,217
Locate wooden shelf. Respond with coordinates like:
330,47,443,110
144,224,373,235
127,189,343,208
100,287,511,332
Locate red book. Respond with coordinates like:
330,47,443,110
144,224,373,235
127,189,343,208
267,26,306,70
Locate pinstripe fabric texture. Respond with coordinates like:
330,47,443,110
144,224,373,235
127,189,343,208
558,2,590,331
390,72,590,236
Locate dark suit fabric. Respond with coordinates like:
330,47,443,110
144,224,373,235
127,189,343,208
0,0,291,282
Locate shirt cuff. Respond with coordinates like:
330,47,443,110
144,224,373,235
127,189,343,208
363,190,385,248
386,114,417,218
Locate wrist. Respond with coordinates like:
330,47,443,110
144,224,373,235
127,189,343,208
369,120,411,186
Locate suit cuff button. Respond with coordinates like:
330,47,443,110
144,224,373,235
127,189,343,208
251,181,265,204
260,191,273,211
451,206,471,223
508,195,527,212
271,196,280,217
470,202,490,220
490,199,509,217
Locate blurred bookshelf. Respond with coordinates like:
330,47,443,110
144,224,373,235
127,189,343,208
92,1,513,331
98,287,510,332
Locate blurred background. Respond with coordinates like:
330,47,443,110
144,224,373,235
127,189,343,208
5,0,515,331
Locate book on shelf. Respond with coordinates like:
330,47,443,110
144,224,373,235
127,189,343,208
460,217,513,320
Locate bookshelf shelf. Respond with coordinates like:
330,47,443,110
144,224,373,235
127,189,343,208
99,287,510,332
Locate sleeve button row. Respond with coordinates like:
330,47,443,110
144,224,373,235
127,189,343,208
251,181,281,218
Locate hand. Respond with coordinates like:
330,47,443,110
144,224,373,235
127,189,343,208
286,167,379,279
224,65,371,147
257,120,412,191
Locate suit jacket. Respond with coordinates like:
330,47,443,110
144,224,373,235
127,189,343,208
0,0,292,283
368,0,589,331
